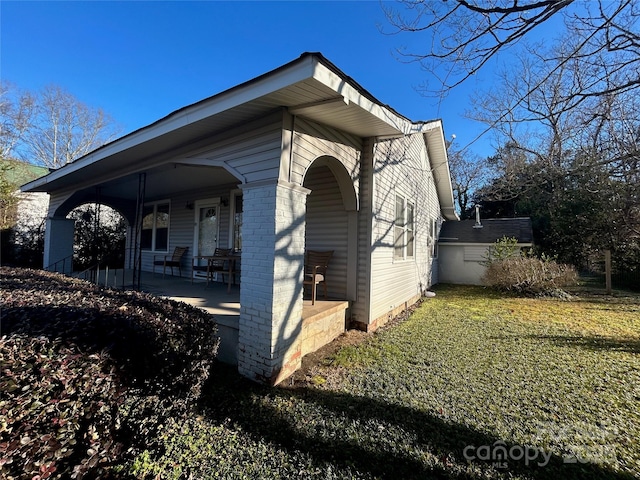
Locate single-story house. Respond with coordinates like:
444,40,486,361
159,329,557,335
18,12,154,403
22,52,458,384
437,216,533,285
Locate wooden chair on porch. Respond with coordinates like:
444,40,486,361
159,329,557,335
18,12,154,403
303,250,333,305
153,246,188,278
206,248,233,286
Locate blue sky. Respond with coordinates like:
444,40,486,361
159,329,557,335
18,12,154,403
2,1,497,157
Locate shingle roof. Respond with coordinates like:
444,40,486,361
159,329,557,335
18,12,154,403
438,218,533,244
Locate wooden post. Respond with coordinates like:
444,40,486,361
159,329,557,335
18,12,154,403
605,249,612,295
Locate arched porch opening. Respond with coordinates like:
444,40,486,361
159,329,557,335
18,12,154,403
302,155,358,301
45,190,132,276
66,202,128,273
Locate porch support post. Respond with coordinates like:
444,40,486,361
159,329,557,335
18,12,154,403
44,217,75,274
238,179,310,385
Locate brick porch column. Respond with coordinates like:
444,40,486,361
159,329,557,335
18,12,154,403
238,179,310,384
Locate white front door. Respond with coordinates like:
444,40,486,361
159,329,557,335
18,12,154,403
193,199,220,279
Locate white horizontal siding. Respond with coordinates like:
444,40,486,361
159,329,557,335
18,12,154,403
139,183,237,275
131,115,285,273
289,117,362,194
369,134,441,322
438,244,487,285
464,246,487,262
186,113,284,183
353,138,375,324
304,165,348,299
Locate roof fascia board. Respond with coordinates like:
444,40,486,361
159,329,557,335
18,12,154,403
422,123,459,221
22,56,318,193
311,61,412,135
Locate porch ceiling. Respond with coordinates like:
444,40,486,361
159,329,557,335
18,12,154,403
23,53,420,195
95,164,239,201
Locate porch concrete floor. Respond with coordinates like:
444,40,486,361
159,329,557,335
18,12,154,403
136,271,240,316
107,270,346,320
302,299,350,323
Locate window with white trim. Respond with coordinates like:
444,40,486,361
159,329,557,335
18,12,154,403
141,201,170,251
394,195,415,260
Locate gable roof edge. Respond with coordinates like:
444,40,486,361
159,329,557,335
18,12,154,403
421,122,459,221
22,54,321,193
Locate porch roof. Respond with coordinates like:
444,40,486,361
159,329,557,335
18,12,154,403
22,52,435,195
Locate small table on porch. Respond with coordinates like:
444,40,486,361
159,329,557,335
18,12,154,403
192,253,240,293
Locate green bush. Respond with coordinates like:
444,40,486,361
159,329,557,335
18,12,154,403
482,255,578,296
0,267,219,479
481,235,522,264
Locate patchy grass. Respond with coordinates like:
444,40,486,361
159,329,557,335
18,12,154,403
2,268,638,479
132,285,639,479
328,286,638,475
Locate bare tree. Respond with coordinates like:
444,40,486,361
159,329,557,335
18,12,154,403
385,0,639,267
1,84,119,168
0,82,35,160
385,0,640,110
471,61,640,266
447,145,487,218
468,42,585,167
23,85,119,168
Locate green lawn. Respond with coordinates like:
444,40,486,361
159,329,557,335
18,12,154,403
131,285,640,479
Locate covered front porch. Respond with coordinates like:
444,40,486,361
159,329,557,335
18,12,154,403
41,151,356,384
24,54,376,384
86,269,350,367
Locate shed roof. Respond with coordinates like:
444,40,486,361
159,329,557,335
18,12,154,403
438,218,533,244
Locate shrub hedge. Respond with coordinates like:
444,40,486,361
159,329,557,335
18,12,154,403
0,267,219,479
482,256,578,296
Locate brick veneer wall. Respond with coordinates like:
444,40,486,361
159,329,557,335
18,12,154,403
300,302,348,356
237,180,310,384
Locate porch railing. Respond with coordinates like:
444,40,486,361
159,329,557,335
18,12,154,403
45,250,132,290
73,249,130,289
45,254,74,275
74,263,128,289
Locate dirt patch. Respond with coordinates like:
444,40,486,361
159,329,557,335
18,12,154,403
288,296,432,388
288,329,368,387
